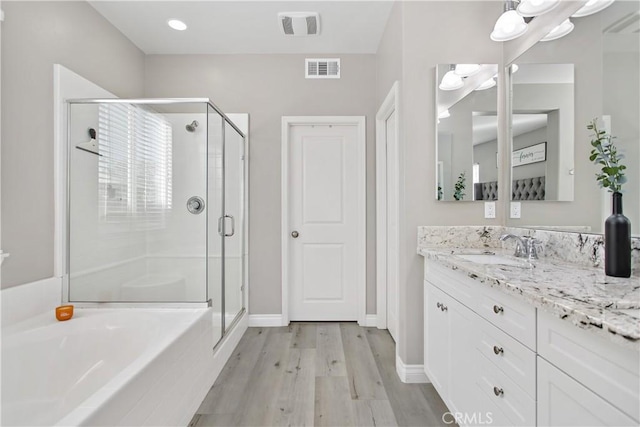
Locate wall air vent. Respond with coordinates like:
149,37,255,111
305,58,340,79
278,12,320,36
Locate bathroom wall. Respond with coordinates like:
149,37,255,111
376,1,503,364
1,1,145,288
143,54,378,315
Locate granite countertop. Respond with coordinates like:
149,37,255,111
418,246,640,351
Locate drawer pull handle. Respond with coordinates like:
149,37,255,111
493,346,504,355
441,304,448,312
493,386,504,397
493,305,504,314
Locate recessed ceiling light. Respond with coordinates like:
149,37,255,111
167,19,187,31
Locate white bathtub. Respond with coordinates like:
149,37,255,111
1,308,213,426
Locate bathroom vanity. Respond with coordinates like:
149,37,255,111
419,227,640,427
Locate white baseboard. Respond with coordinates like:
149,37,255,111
396,354,429,384
248,314,285,327
363,314,378,327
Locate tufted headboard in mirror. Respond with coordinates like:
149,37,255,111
475,176,545,201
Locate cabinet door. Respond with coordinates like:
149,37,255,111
424,282,451,397
538,357,637,426
448,294,478,415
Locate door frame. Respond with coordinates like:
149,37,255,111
281,116,367,326
375,82,400,331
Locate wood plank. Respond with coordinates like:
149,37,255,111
366,328,449,427
234,328,293,426
194,413,236,427
290,323,317,349
315,323,347,377
314,376,356,426
353,400,399,427
197,327,269,415
273,348,316,427
340,323,388,400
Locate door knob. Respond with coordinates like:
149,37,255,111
291,231,299,238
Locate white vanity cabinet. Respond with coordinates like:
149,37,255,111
423,257,640,427
424,259,536,426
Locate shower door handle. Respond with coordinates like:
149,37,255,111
223,215,235,237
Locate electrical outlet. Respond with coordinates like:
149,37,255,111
484,201,496,219
510,202,522,219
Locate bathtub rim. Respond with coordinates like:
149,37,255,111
1,307,211,427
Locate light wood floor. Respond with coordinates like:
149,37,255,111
190,323,450,427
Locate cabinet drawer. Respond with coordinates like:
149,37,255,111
475,349,535,427
475,313,536,398
538,310,640,422
477,285,536,350
425,260,479,308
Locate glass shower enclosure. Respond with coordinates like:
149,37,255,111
66,98,245,342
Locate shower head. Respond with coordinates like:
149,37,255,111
186,120,199,132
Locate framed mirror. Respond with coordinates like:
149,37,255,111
511,63,575,202
436,63,499,201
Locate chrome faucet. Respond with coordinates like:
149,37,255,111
499,234,542,259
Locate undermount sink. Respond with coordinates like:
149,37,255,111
457,253,529,267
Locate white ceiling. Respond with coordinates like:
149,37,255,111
89,1,395,54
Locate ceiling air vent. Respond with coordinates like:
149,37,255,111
278,12,320,36
305,58,340,79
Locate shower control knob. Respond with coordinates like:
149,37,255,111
187,196,205,215
291,231,299,238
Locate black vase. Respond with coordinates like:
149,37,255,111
604,192,631,278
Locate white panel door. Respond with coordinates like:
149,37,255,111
289,124,359,321
385,110,398,341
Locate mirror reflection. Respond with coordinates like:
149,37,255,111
436,64,499,201
506,0,639,235
511,63,575,201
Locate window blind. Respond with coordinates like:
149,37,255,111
98,104,173,229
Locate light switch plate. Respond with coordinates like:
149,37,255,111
484,201,496,219
510,202,522,219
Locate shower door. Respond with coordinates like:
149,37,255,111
223,120,245,331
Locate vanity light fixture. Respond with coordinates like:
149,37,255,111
491,0,528,42
540,18,574,41
516,0,560,17
454,64,481,77
475,77,497,91
572,0,615,17
439,65,464,91
167,19,187,31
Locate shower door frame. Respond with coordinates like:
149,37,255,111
60,98,247,311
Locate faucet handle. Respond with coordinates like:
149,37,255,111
523,237,543,259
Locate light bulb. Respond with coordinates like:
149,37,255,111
540,19,574,41
439,71,464,91
517,0,560,17
438,109,451,119
491,10,528,41
167,19,187,31
572,0,615,17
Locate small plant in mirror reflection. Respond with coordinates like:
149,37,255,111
588,119,626,193
453,172,466,201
